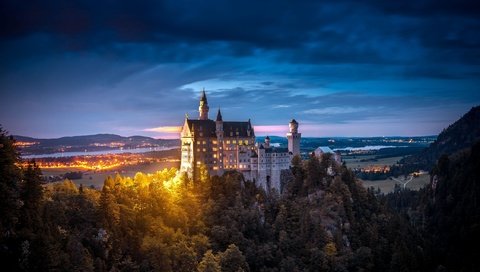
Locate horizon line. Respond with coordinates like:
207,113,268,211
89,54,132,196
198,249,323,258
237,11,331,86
12,133,439,140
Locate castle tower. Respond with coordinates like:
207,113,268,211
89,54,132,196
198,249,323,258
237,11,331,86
216,108,223,132
264,136,270,148
199,89,209,120
216,108,224,174
287,119,301,156
247,119,253,137
257,144,267,190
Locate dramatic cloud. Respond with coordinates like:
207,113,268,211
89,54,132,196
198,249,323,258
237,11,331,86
0,0,479,138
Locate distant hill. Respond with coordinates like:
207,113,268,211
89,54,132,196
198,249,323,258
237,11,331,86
13,134,180,155
401,105,480,171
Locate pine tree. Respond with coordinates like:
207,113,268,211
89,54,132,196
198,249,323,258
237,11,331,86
99,178,119,230
20,162,44,230
197,250,221,272
0,127,22,269
219,244,249,272
305,154,322,192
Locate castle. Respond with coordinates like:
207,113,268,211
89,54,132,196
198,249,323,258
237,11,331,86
180,90,301,192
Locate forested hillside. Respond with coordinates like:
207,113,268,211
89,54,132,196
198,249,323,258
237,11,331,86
1,127,429,271
400,106,480,171
387,140,480,272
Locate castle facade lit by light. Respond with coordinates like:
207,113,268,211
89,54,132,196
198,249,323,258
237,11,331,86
180,90,301,192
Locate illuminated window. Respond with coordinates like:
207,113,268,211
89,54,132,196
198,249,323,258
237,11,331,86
245,140,248,144
233,140,236,144
196,141,200,145
213,140,217,144
213,154,217,158
203,141,206,144
239,140,243,145
203,148,206,152
226,140,230,144
236,132,239,136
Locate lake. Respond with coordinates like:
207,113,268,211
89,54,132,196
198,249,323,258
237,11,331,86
22,146,180,159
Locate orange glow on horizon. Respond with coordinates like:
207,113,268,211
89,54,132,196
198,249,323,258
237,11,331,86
18,153,180,171
144,126,182,133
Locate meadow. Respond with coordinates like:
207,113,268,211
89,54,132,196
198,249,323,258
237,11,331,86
342,155,404,169
360,174,430,193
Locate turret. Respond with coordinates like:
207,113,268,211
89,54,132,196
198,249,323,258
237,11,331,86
264,136,270,148
247,118,253,137
216,109,223,135
287,119,301,156
215,108,224,173
199,89,209,120
289,119,298,133
216,108,223,122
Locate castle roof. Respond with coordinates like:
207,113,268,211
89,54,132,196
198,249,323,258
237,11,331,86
216,108,223,121
315,146,335,154
186,119,217,137
185,119,254,138
223,121,253,137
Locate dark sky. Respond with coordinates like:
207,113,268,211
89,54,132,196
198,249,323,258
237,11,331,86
1,0,479,138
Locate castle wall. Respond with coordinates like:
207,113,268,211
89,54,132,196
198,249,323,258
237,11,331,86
251,150,292,192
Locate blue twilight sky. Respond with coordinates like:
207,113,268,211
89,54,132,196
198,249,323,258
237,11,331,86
1,0,479,138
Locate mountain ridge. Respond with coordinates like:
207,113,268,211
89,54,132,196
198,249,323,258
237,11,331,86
13,133,180,155
400,105,480,170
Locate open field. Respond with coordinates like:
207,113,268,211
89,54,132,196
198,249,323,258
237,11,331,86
360,174,430,193
343,155,404,169
42,161,180,189
343,153,430,193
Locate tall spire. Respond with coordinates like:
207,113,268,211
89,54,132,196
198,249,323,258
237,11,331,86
201,88,207,103
199,88,209,120
216,108,223,122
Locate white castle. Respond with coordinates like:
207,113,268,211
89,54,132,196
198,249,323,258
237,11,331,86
180,90,301,192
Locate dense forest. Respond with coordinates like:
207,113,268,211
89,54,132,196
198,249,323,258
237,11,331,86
386,141,480,272
1,126,479,271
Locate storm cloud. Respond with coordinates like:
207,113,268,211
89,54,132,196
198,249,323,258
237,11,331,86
0,0,479,137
